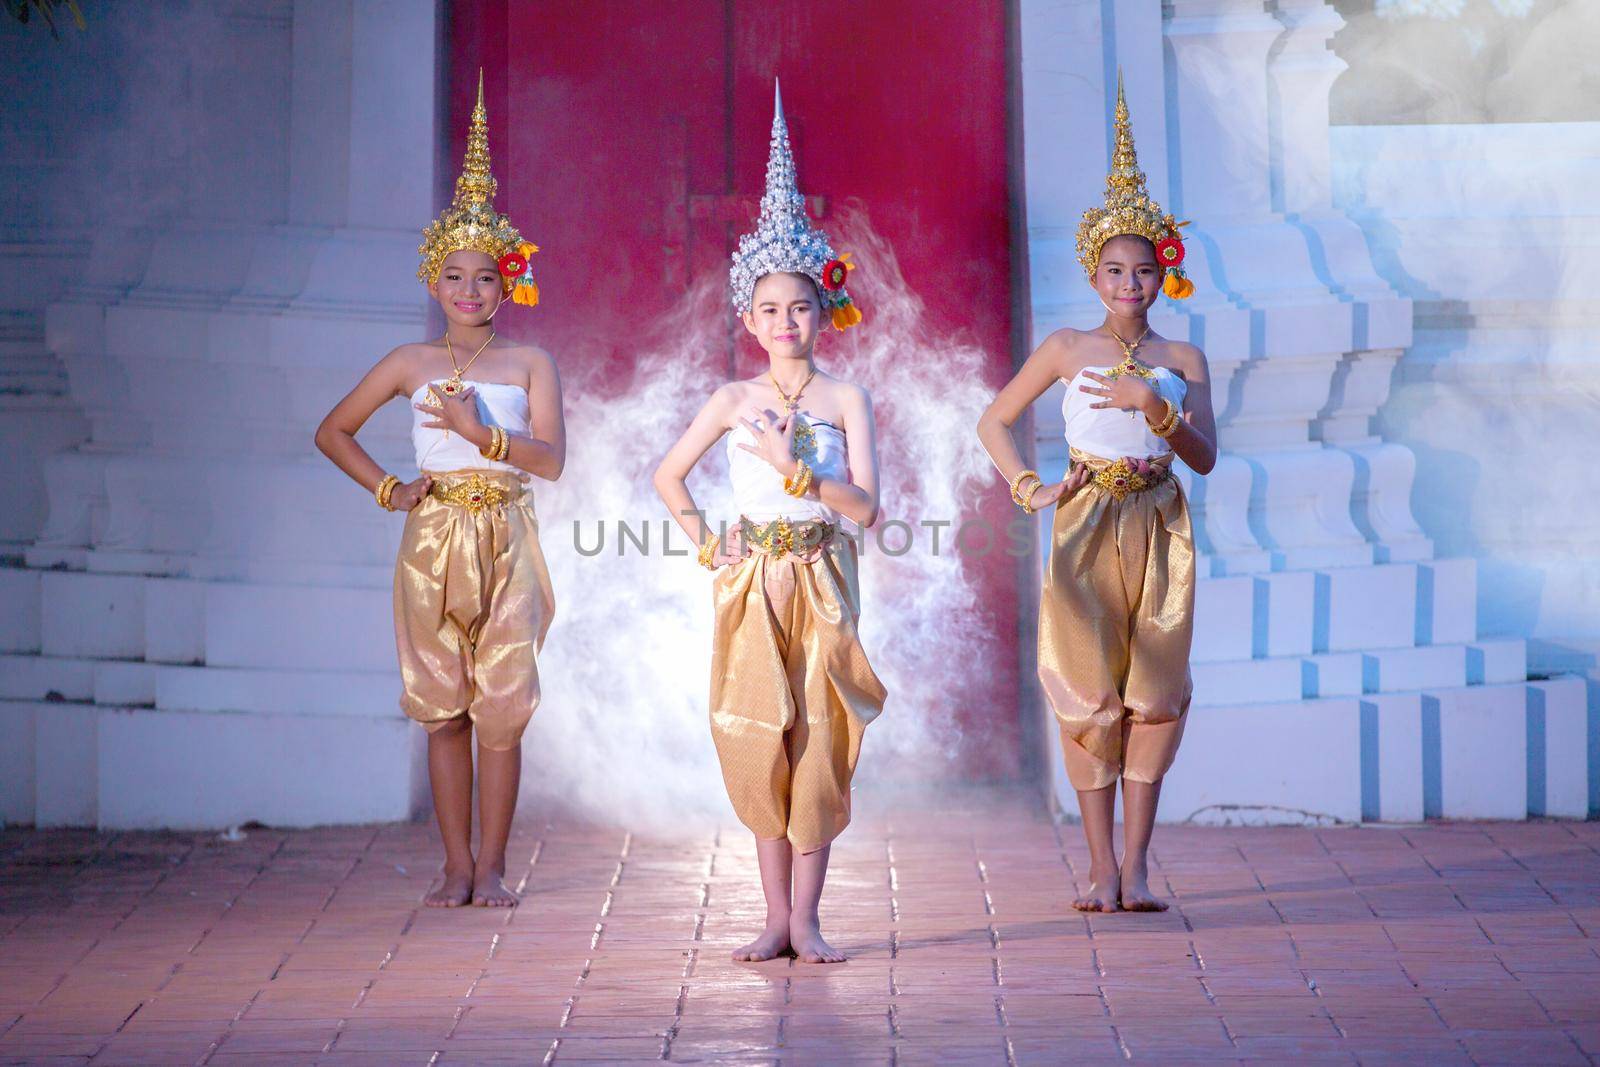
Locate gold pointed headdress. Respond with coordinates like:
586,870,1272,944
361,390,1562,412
417,71,540,306
1075,73,1193,299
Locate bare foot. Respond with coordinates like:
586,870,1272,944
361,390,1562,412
1119,862,1168,912
789,917,846,964
472,867,520,908
425,866,474,908
1073,866,1121,913
732,925,792,962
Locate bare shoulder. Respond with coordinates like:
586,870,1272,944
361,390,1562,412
499,341,558,379
1037,327,1094,377
817,373,873,413
707,379,755,425
1162,339,1210,379
372,342,433,391
381,341,433,369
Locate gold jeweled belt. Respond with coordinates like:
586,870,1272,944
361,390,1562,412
429,472,513,514
739,516,837,560
1069,447,1173,502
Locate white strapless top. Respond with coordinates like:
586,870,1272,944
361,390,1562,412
411,380,530,473
1062,364,1188,460
727,411,850,525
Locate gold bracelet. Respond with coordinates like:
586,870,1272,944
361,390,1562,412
479,426,506,461
1009,469,1041,508
1012,475,1041,508
498,427,511,461
783,460,810,497
1016,478,1042,515
697,533,720,570
374,474,400,511
1146,399,1174,431
1149,401,1182,439
783,459,813,498
1008,468,1040,505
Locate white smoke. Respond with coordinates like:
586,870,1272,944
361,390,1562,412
521,206,1004,834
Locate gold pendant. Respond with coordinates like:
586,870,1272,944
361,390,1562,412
791,419,818,466
439,376,466,397
1106,354,1155,381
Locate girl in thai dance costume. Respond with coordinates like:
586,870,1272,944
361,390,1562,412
978,77,1218,912
654,84,886,963
316,74,560,908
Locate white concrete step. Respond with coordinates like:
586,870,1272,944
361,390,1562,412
0,567,42,653
3,565,396,672
1192,557,1477,663
1190,638,1526,706
156,664,399,718
0,654,399,719
0,697,425,829
1152,676,1588,826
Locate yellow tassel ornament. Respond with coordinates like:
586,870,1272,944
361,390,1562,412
1162,270,1194,300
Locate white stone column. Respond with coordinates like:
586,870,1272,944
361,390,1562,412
1268,0,1430,564
1163,0,1371,570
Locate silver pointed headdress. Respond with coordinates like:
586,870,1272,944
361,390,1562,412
729,81,860,327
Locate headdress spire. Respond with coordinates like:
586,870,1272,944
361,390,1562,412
417,68,541,305
452,68,496,211
1074,69,1194,298
757,78,807,238
729,79,861,328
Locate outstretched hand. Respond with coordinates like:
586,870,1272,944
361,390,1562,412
735,407,799,477
1078,370,1164,420
414,385,486,436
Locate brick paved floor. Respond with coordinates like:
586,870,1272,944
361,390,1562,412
2,789,1597,1065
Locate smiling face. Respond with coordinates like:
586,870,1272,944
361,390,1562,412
741,272,822,358
1091,234,1162,316
430,249,505,327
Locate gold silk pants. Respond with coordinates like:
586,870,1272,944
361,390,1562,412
393,469,556,751
709,526,886,853
1038,450,1195,791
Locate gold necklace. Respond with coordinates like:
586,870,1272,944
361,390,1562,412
439,331,496,396
768,367,816,413
1103,325,1155,380
768,368,819,464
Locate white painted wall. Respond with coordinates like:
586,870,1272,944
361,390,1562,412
1333,121,1600,647
0,0,437,828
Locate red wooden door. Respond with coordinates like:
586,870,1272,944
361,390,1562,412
449,2,1024,780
